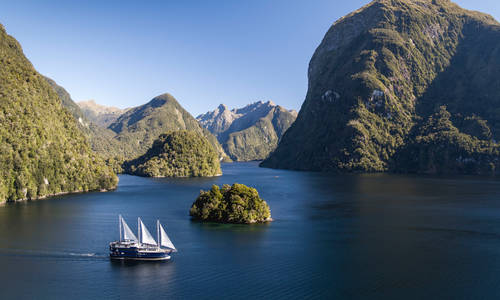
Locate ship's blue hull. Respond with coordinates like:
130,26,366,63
109,244,171,261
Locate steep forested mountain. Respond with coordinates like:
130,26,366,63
44,76,85,122
262,0,500,175
197,101,297,161
43,79,228,169
0,25,117,203
125,130,221,177
78,100,127,127
44,77,123,161
44,82,219,168
108,93,227,160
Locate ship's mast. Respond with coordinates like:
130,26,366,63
137,217,141,245
157,220,160,249
119,215,122,241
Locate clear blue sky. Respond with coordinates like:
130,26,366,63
1,0,498,116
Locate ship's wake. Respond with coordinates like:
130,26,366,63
0,248,108,260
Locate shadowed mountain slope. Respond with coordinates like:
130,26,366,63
262,0,500,175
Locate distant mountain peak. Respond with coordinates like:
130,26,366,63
217,103,228,111
107,93,226,160
197,101,297,161
150,93,177,104
77,100,128,127
83,99,97,105
78,100,126,114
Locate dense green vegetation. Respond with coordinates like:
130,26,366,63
45,81,222,174
125,130,221,177
108,93,228,161
262,0,500,175
190,183,271,224
44,76,85,121
44,77,125,162
197,101,297,161
393,106,500,174
0,25,118,203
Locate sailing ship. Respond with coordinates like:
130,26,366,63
109,215,177,261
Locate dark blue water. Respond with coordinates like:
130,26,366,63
1,162,500,299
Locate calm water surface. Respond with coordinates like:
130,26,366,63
1,162,500,299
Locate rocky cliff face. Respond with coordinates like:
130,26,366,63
197,104,239,137
78,100,128,127
197,101,297,161
262,0,500,174
0,25,117,202
109,93,227,160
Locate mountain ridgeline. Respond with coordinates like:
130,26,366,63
45,82,226,171
262,0,500,175
108,93,228,161
197,101,297,161
44,82,228,170
0,25,118,203
78,100,128,127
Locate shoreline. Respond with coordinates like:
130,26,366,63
123,172,223,178
0,185,118,206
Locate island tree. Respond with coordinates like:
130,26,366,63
190,183,272,224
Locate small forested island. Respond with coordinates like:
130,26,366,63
124,130,221,177
190,183,272,224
